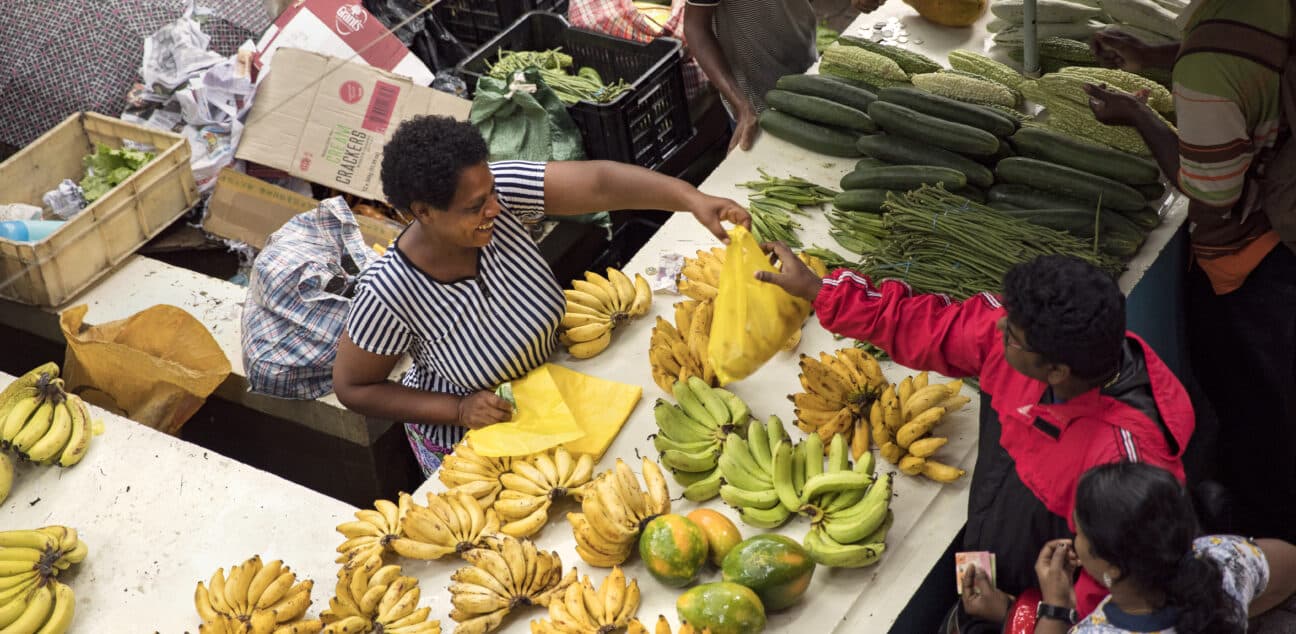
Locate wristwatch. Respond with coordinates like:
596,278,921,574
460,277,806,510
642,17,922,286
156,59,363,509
1037,602,1078,624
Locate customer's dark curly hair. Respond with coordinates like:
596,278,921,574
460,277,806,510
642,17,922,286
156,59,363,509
380,115,488,213
1076,463,1242,634
1001,255,1124,381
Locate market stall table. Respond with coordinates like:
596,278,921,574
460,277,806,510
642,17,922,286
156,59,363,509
0,371,355,632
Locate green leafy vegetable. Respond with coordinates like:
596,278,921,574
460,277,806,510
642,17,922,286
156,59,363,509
80,144,154,202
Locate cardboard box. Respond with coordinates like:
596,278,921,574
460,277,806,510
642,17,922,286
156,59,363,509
236,48,471,202
205,168,405,248
204,169,318,249
255,0,435,86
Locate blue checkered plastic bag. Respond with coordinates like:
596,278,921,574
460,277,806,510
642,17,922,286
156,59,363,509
241,197,377,399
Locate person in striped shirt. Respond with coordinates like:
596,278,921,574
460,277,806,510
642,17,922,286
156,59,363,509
331,115,750,477
1087,0,1296,543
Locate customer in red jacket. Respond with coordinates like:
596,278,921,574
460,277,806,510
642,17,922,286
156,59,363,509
757,250,1196,631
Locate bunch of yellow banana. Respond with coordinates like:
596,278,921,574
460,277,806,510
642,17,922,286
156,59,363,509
647,298,717,391
0,364,95,468
320,555,440,634
0,526,86,632
496,446,595,539
0,453,13,506
677,248,724,302
334,497,412,564
438,438,513,508
568,458,671,568
790,348,890,459
449,535,577,634
194,555,321,634
397,490,501,560
528,566,640,633
622,616,713,634
651,378,751,503
561,268,653,360
868,372,971,483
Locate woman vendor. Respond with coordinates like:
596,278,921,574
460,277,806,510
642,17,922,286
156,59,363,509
332,115,750,476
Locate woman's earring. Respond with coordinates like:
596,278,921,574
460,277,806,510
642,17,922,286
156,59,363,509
1102,572,1113,588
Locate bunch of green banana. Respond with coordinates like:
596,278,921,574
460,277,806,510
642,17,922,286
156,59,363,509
0,366,95,468
801,469,895,568
652,378,750,503
0,526,88,632
194,554,322,634
717,416,796,529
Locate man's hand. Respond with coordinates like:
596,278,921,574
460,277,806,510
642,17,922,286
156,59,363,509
457,391,513,429
730,107,761,152
689,193,752,244
1084,83,1150,127
1091,29,1155,71
754,242,824,302
851,0,887,12
961,564,1014,623
1035,539,1080,608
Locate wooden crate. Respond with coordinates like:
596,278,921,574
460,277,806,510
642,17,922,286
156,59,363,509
0,113,198,306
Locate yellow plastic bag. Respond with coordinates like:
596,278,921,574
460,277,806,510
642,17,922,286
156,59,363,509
465,364,642,458
59,304,232,434
708,226,812,385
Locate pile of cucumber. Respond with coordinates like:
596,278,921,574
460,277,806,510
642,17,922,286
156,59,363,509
759,70,1168,261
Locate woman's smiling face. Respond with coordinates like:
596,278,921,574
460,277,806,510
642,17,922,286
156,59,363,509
412,162,502,249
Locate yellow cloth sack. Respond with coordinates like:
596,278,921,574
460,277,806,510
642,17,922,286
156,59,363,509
708,226,812,385
466,364,642,458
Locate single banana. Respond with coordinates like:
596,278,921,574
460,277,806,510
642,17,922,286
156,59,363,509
571,280,617,313
55,395,92,468
738,503,793,529
652,401,714,444
584,271,625,313
639,458,671,516
561,312,610,330
823,473,892,544
771,442,802,512
899,454,926,476
681,469,723,503
565,321,612,344
804,527,886,568
11,397,56,455
686,377,729,428
711,389,751,428
921,460,967,483
0,389,42,445
719,484,781,510
903,385,950,421
628,274,653,317
604,268,637,312
908,436,949,458
567,330,612,359
896,407,947,449
826,433,850,473
745,419,773,475
801,470,873,505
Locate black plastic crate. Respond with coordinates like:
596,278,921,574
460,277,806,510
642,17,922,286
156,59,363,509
435,0,569,52
458,12,694,170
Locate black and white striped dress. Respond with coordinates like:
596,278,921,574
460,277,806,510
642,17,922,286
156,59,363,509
344,161,565,475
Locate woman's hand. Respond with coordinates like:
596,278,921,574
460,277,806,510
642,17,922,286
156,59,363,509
754,242,824,302
1035,539,1080,608
961,564,1014,623
689,193,752,244
1084,83,1150,127
457,391,514,429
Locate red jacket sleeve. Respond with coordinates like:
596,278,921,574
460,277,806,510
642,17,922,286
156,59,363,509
812,270,1002,379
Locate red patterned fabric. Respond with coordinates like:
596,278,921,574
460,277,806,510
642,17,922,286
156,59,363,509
566,0,709,98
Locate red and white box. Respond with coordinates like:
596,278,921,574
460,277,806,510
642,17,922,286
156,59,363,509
254,0,435,86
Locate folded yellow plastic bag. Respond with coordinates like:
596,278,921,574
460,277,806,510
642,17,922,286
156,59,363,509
465,364,642,458
465,365,586,457
708,226,812,385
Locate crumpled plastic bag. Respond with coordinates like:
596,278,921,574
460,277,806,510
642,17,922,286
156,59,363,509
708,226,812,385
466,364,642,458
60,304,232,435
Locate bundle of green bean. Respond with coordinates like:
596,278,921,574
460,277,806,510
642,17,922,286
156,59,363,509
858,186,1124,299
738,171,839,248
827,209,887,256
486,49,632,104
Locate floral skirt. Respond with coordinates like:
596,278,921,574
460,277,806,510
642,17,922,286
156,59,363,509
404,422,465,477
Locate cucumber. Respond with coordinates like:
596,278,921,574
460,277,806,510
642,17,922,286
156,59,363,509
989,201,1024,211
834,189,893,213
856,157,890,169
759,110,863,157
867,101,1001,157
989,183,1092,209
995,208,1146,257
766,89,877,133
995,157,1146,212
1136,182,1167,200
1009,127,1161,185
857,134,995,188
776,74,878,113
958,186,987,203
877,87,1017,137
841,165,968,191
1116,205,1162,230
